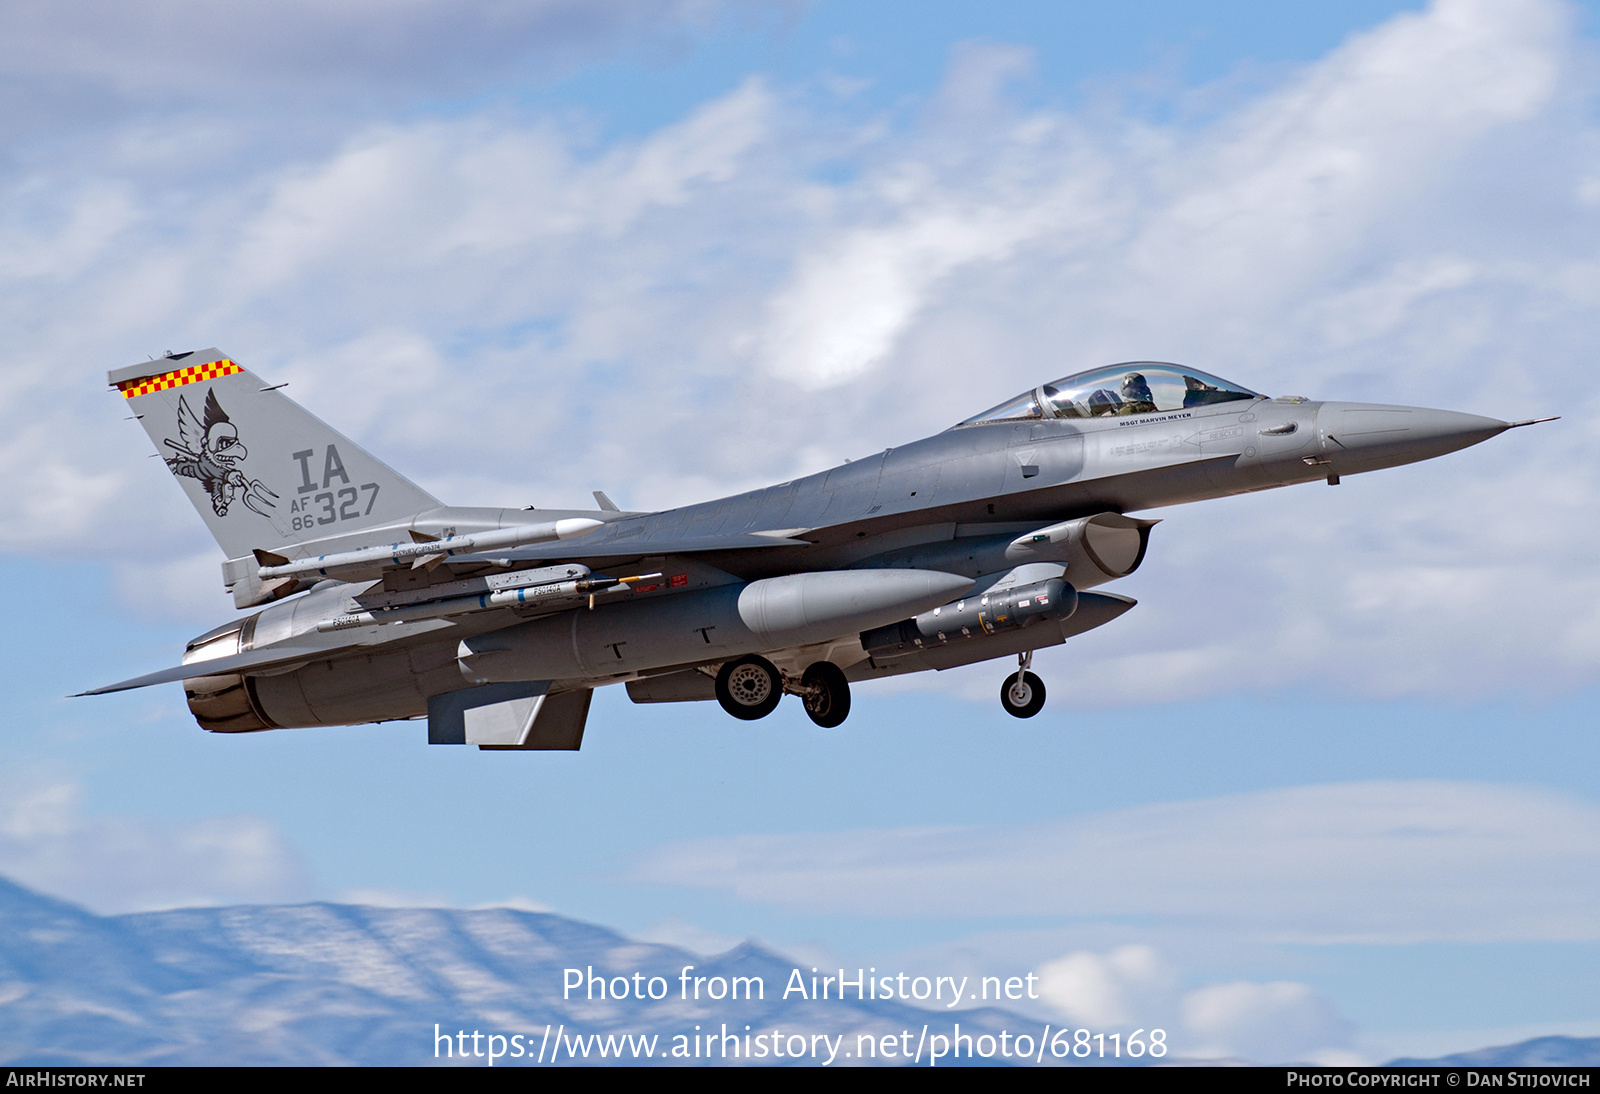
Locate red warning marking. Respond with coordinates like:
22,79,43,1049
669,574,688,587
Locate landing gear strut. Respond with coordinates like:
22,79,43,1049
715,655,783,720
798,661,851,728
1000,651,1046,719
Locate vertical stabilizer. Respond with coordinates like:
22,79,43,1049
112,349,439,560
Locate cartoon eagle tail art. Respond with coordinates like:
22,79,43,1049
111,349,439,563
162,386,280,519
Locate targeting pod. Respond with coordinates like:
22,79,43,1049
861,576,1076,661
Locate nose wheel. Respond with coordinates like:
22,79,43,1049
1000,652,1046,719
715,655,783,720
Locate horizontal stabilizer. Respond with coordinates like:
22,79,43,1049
74,641,362,696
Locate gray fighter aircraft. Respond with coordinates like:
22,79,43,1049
82,351,1551,748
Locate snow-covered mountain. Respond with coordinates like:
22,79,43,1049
1389,1037,1600,1067
0,876,1034,1066
6,876,1593,1067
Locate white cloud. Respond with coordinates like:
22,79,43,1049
230,77,776,296
1031,943,1357,1063
1037,944,1175,1028
1182,980,1357,1064
0,779,316,913
632,780,1600,943
1,0,1597,703
0,0,772,98
329,887,457,908
753,195,1066,389
111,549,230,625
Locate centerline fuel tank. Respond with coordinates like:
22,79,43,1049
457,568,973,684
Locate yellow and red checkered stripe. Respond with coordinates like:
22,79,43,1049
117,359,240,399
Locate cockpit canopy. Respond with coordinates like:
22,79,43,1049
957,363,1261,427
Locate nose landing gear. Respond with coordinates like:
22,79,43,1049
1000,651,1046,719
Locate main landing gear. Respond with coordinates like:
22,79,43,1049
799,660,851,728
715,656,783,721
1000,651,1046,719
713,655,852,728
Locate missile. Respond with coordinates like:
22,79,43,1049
355,562,591,610
316,573,661,632
458,568,974,684
256,518,604,582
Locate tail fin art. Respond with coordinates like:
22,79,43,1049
111,350,440,562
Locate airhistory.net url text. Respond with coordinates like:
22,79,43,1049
433,1022,1168,1065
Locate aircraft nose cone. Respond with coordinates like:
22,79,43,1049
1317,402,1509,469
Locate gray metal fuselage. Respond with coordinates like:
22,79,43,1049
229,395,1502,722
497,395,1506,579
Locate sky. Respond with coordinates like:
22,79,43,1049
2,0,1599,1066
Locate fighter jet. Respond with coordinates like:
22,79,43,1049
82,351,1551,749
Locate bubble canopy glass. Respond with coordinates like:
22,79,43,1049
957,363,1262,427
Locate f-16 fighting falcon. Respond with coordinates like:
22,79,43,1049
81,350,1552,750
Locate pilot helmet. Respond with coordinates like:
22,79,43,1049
1121,372,1154,403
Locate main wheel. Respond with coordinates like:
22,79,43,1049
1000,671,1046,719
715,655,783,721
800,661,851,728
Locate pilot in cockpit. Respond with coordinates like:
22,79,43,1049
956,362,1260,428
1119,372,1157,415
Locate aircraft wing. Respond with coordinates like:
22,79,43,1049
85,529,815,696
75,641,367,696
